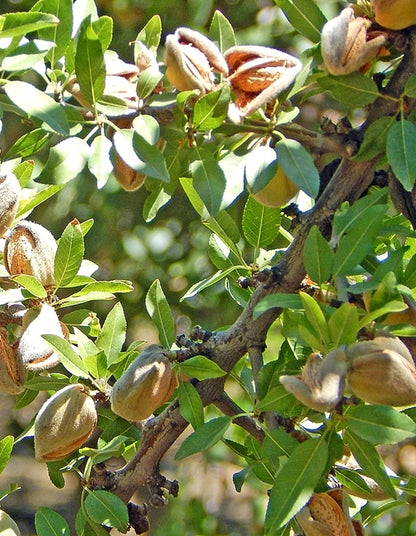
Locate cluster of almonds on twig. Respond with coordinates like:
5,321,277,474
280,336,416,411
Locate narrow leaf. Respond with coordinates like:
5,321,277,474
145,279,175,347
178,356,226,380
4,81,69,135
96,302,126,366
386,119,416,191
254,294,303,318
209,10,236,52
242,196,281,249
345,430,396,498
0,12,58,39
36,0,73,66
13,275,47,299
175,416,232,460
274,0,326,42
346,405,416,445
75,19,105,105
265,438,328,533
54,219,85,287
303,225,333,284
299,292,330,348
328,302,359,347
276,139,319,198
42,334,89,379
191,157,226,217
177,382,204,429
0,436,13,474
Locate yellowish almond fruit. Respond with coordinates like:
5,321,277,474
0,329,26,394
111,344,178,421
249,165,299,207
372,0,416,29
34,384,97,462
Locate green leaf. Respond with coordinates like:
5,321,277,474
345,405,416,445
36,0,73,67
24,375,69,391
276,139,319,198
4,81,69,136
75,18,105,105
35,507,70,536
386,119,416,191
328,302,359,347
59,280,133,306
137,65,163,100
192,85,230,130
245,145,277,194
345,430,396,498
178,355,226,381
37,137,90,185
96,302,126,366
254,294,303,318
17,184,64,219
135,14,161,53
242,196,281,249
75,508,109,536
209,10,236,52
404,73,416,98
145,279,175,347
5,129,51,160
332,205,387,277
274,0,326,42
88,134,113,189
14,160,35,188
54,219,85,287
299,292,330,348
42,334,90,379
177,382,204,430
318,73,379,107
181,266,245,300
84,490,128,532
92,16,113,52
13,275,47,298
175,416,232,460
0,12,58,39
190,156,226,218
0,436,13,475
132,133,169,182
303,225,333,284
353,116,394,161
265,438,328,533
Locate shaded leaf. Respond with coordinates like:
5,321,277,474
84,490,128,532
276,139,319,198
35,507,70,536
386,119,416,191
318,73,379,106
96,302,126,366
75,18,105,105
242,196,281,249
274,0,326,42
0,436,13,475
303,225,333,284
177,382,204,429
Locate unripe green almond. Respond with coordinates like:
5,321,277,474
111,344,177,421
4,220,57,286
0,173,20,238
0,329,26,394
18,303,64,370
34,384,97,462
0,510,21,536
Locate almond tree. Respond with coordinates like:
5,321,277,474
1,1,416,535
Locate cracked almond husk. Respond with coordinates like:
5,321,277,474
164,27,228,93
0,510,21,536
0,172,20,239
321,7,387,75
224,45,302,120
346,336,416,406
280,348,348,412
111,344,178,421
0,329,26,394
4,220,57,287
372,0,416,29
17,303,64,370
297,491,358,536
34,383,97,462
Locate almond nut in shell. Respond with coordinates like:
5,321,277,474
4,220,57,287
0,329,26,394
0,172,20,238
111,344,178,421
34,384,97,462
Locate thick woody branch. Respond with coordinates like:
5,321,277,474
91,28,416,506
